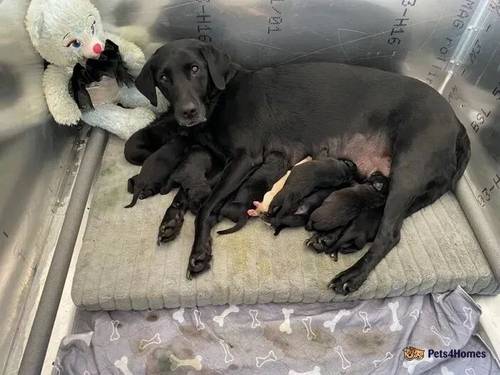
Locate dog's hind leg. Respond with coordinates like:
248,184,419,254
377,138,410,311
157,189,190,244
328,117,458,294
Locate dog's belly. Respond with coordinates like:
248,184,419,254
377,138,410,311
317,133,392,177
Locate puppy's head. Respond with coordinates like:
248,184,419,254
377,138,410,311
136,39,237,127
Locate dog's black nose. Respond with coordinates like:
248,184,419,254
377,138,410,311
182,103,197,119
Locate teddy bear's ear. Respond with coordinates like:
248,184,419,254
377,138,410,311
26,3,45,46
135,59,158,107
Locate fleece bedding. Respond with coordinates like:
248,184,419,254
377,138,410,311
72,137,498,310
58,288,499,374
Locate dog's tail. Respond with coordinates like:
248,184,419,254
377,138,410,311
451,118,471,191
217,216,249,235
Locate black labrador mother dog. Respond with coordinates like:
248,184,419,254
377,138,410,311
127,39,470,295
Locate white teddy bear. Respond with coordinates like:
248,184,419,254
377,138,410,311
25,0,166,139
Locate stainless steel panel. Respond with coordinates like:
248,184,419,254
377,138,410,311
1,0,499,371
442,1,500,242
98,0,480,80
0,0,78,372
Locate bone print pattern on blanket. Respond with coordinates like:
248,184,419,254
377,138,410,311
54,289,498,375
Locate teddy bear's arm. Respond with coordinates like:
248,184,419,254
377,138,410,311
105,32,145,76
43,65,82,125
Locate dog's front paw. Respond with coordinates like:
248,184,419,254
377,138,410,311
187,240,213,279
328,265,368,295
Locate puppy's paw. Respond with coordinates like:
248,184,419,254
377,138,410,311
305,229,343,259
328,265,368,295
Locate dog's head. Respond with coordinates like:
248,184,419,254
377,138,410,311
136,39,237,127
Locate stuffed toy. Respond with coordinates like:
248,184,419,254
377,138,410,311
25,0,166,139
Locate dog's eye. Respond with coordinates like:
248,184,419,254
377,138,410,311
191,65,200,74
68,40,82,48
160,74,169,82
91,21,96,35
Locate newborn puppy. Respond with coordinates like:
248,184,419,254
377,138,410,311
125,137,188,208
267,188,332,235
267,158,358,219
217,152,290,234
306,207,383,260
307,172,389,232
162,145,219,213
248,156,313,217
157,147,221,244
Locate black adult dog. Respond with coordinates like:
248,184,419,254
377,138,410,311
127,39,470,294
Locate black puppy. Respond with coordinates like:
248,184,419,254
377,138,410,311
306,207,384,260
162,145,220,213
157,147,222,244
125,134,188,208
265,158,358,234
127,141,221,243
217,152,289,234
131,39,470,294
307,172,389,232
267,189,332,235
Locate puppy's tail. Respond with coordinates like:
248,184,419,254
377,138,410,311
124,192,139,208
217,216,249,235
451,119,471,191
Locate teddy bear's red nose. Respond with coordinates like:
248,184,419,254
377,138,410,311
93,43,103,54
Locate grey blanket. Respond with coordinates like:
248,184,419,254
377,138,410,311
54,287,498,374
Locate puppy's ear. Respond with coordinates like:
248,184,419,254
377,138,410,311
200,43,235,91
135,59,158,106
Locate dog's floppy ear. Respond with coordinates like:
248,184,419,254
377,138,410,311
200,43,235,91
135,58,158,106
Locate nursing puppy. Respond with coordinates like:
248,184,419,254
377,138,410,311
247,156,313,217
267,189,332,235
125,135,189,208
306,207,384,260
265,158,358,234
307,172,389,232
161,145,220,213
156,147,221,243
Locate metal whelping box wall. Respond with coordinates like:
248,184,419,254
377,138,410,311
2,0,500,371
96,0,500,251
